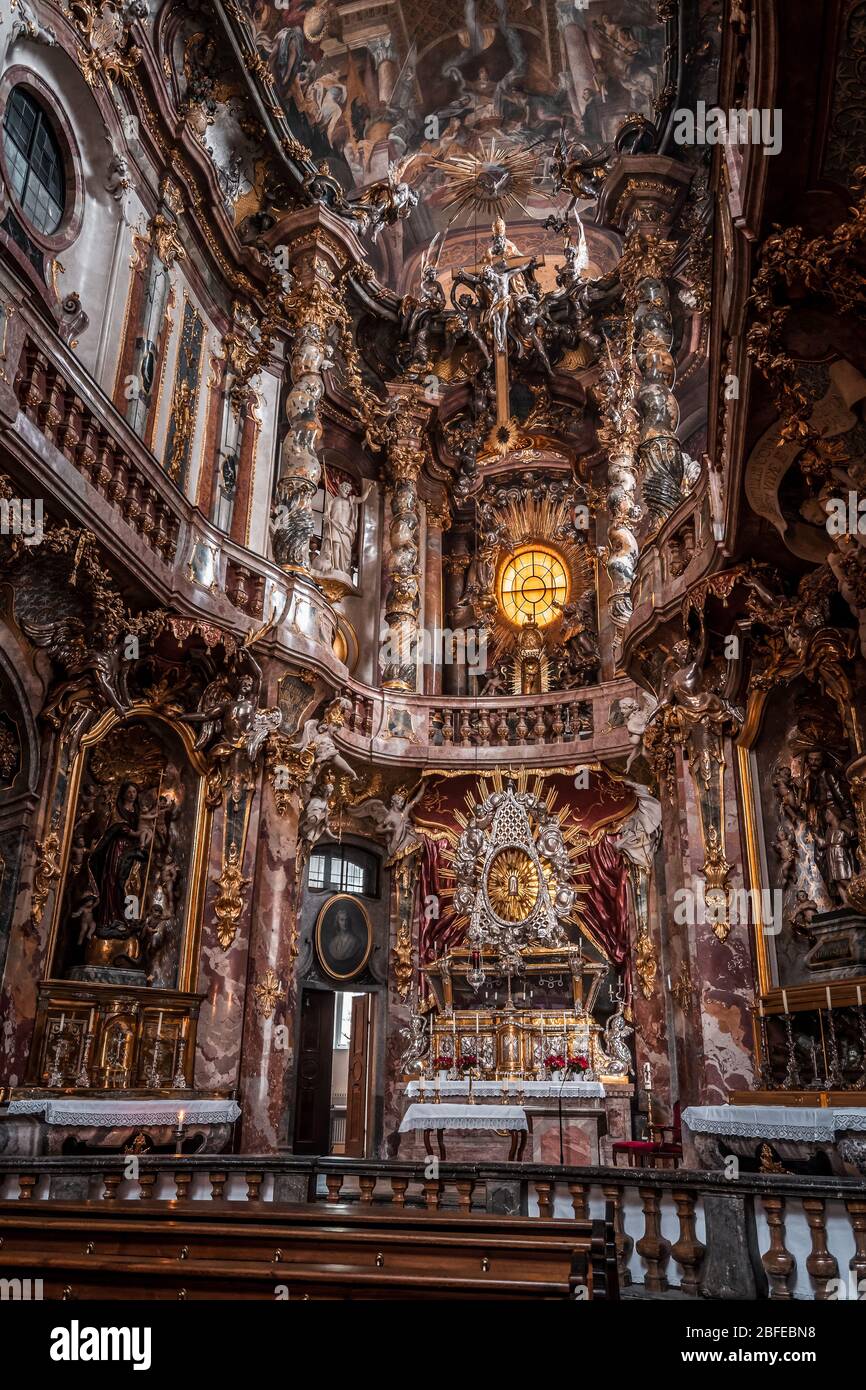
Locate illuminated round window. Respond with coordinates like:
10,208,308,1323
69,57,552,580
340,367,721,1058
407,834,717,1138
498,545,569,627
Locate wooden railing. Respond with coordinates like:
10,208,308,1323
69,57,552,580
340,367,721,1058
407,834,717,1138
1,1153,863,1299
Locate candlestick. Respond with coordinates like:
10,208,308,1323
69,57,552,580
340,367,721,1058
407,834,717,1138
782,1013,802,1089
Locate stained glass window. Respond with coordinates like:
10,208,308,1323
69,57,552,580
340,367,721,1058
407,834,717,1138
498,545,569,627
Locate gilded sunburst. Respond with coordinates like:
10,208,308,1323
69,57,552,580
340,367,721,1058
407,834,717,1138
486,847,539,923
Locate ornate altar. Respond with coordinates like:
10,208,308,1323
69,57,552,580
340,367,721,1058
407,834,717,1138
424,946,627,1082
399,779,635,1162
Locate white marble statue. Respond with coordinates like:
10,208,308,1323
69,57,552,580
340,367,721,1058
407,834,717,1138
315,479,373,580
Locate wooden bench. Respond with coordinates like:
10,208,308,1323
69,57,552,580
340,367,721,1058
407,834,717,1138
0,1199,619,1300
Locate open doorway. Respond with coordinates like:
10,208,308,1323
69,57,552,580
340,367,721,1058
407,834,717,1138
293,988,373,1155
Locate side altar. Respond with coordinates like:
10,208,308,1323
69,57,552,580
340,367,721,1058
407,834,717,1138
395,781,636,1163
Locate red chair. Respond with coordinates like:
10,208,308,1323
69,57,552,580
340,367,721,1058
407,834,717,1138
612,1102,682,1169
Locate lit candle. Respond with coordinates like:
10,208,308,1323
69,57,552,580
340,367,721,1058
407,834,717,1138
782,989,789,1015
177,1109,185,1126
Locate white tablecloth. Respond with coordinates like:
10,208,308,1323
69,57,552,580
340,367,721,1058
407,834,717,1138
682,1105,866,1143
405,1079,605,1100
399,1103,528,1133
7,1098,241,1126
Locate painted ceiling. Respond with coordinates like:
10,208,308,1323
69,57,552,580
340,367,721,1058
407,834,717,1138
247,0,671,267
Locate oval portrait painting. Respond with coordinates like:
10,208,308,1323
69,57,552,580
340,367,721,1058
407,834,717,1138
315,894,372,982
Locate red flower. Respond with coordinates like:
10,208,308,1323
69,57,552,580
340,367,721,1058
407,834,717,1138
569,1055,590,1071
544,1054,566,1071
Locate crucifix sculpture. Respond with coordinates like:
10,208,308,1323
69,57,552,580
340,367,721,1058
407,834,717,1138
452,220,544,426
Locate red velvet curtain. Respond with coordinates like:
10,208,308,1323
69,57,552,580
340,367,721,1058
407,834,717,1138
583,834,632,1001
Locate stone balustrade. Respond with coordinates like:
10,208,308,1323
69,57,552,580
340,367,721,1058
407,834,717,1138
337,677,642,767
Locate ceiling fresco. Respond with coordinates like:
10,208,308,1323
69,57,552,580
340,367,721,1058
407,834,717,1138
248,0,672,247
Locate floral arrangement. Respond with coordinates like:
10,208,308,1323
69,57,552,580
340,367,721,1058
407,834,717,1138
458,1054,478,1069
544,1054,566,1072
569,1055,590,1072
432,1056,452,1071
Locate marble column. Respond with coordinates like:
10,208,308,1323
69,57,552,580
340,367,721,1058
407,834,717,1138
236,779,301,1152
194,788,263,1095
380,385,430,692
422,501,449,695
443,554,470,696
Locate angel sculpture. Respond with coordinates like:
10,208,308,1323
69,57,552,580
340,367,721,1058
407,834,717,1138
26,618,133,726
349,783,425,862
294,696,358,795
551,133,612,215
397,1008,430,1075
399,238,447,370
607,692,658,774
298,775,336,857
551,115,658,218
349,154,420,242
180,641,281,801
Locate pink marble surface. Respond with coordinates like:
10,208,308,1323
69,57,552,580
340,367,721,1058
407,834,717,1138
236,782,300,1152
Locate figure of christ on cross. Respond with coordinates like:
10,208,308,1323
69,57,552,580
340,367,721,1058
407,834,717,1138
453,221,544,426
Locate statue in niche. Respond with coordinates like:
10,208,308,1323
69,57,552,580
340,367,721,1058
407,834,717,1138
771,763,833,916
314,478,373,581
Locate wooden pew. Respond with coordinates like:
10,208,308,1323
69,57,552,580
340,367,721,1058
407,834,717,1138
0,1199,619,1300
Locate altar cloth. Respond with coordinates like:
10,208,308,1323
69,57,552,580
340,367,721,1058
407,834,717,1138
7,1098,241,1126
405,1079,605,1100
399,1103,528,1133
682,1105,866,1144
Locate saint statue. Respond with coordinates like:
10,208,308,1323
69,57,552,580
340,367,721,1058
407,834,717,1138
315,479,373,579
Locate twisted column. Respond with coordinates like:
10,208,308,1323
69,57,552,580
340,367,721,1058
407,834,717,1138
272,315,330,572
380,387,430,691
626,232,684,536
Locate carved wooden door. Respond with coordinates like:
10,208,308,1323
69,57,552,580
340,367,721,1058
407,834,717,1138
344,993,371,1157
293,989,335,1154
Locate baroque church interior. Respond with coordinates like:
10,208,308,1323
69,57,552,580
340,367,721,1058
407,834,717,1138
0,0,865,1324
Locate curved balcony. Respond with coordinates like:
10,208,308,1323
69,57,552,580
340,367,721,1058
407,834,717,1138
2,282,346,689
334,677,643,768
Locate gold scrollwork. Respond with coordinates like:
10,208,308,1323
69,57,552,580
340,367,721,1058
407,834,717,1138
212,841,250,950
